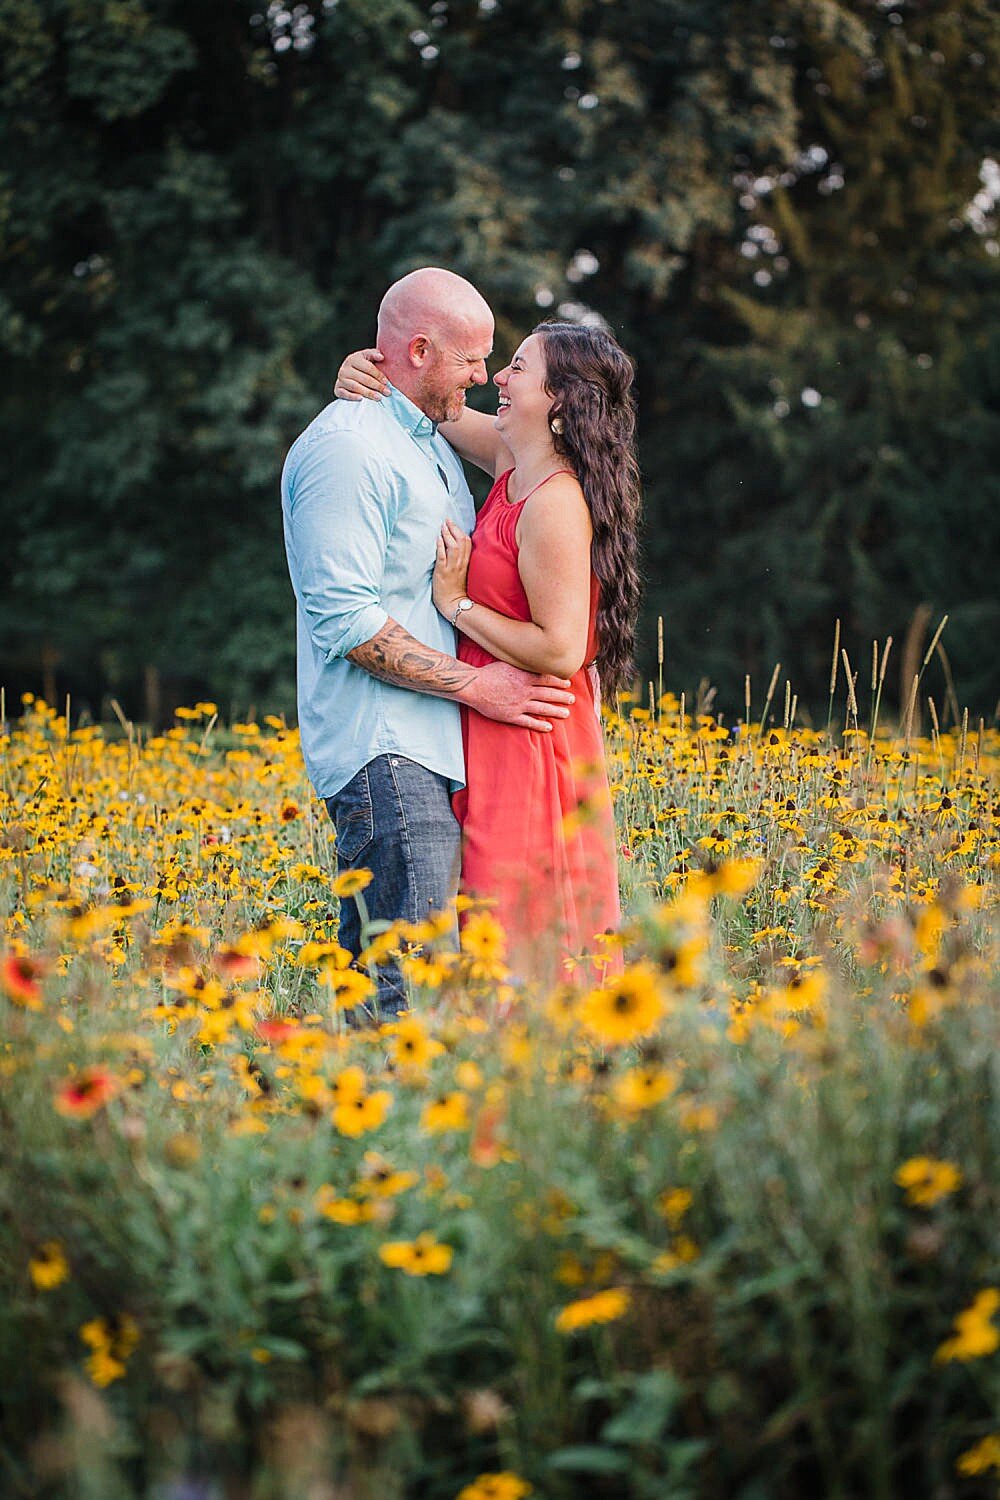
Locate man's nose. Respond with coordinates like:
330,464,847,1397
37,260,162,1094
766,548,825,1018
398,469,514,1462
471,361,488,386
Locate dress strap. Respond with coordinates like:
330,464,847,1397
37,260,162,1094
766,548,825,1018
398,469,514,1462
510,468,576,505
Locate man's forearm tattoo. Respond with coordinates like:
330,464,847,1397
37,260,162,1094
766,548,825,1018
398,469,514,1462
349,620,477,699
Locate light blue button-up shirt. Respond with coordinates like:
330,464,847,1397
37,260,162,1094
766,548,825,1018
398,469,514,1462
281,385,476,799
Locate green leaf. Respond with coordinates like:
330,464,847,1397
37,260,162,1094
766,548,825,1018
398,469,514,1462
601,1370,682,1447
547,1446,631,1475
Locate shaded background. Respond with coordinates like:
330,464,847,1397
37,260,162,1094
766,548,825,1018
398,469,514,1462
2,0,998,726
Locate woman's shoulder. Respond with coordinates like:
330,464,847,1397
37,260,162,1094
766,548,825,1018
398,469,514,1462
520,471,589,521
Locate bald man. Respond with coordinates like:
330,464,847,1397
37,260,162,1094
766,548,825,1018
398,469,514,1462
281,268,574,1019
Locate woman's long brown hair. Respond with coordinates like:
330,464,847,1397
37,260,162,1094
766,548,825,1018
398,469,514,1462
535,321,642,695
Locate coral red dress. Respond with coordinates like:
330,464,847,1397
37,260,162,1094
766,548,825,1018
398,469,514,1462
453,469,621,981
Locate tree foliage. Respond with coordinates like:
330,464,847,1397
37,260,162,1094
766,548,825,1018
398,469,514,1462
1,0,997,720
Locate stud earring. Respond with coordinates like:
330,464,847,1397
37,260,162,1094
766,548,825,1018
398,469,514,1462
550,416,564,435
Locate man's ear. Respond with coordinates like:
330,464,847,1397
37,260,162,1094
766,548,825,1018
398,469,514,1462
408,334,431,367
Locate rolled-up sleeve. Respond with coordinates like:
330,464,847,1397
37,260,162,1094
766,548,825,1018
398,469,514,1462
283,431,394,661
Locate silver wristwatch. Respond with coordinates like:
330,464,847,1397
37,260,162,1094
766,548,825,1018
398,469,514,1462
450,597,474,628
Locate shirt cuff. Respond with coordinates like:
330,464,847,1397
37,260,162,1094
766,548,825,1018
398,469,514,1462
324,604,390,662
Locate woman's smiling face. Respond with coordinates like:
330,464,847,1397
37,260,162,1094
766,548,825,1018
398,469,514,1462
493,334,554,440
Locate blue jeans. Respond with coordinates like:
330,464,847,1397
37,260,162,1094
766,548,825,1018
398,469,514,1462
324,755,461,1020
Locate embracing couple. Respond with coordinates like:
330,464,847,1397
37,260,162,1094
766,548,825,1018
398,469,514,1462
281,268,641,1018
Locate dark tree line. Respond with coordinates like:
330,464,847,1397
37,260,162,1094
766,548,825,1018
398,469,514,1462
1,0,998,724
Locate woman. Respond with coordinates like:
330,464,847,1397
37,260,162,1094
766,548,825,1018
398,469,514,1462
335,322,641,981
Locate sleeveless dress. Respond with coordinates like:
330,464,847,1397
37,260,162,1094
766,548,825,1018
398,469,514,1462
452,469,622,982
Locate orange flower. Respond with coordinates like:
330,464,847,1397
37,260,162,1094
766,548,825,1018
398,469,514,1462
1,952,48,1009
54,1067,118,1119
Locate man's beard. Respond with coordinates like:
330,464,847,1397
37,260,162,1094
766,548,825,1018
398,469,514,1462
418,376,466,425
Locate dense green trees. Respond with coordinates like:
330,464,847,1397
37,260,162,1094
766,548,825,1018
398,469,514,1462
1,0,997,721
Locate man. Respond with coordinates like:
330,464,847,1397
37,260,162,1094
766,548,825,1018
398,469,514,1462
281,267,574,1018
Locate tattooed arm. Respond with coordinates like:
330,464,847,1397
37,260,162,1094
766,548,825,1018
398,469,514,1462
283,429,574,730
349,620,574,731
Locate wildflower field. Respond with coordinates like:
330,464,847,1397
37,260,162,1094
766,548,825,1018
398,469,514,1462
1,681,998,1500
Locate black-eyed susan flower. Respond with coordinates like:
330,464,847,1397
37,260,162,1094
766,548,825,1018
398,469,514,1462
333,1088,391,1138
894,1156,962,1207
956,1435,1000,1478
331,868,374,899
29,1240,69,1290
580,964,664,1046
555,1287,631,1333
935,1288,1000,1362
456,1473,532,1500
378,1232,453,1276
420,1091,470,1134
387,1015,443,1072
460,912,508,981
612,1065,678,1115
79,1314,139,1387
314,1186,374,1224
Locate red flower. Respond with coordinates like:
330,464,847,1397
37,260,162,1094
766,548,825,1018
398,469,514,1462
212,946,259,981
470,1102,505,1168
54,1067,118,1119
1,952,48,1010
256,1018,299,1043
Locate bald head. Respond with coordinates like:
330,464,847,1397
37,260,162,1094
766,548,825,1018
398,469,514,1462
378,267,493,349
376,268,495,422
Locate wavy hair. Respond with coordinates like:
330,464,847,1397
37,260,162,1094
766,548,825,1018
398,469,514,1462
534,321,642,695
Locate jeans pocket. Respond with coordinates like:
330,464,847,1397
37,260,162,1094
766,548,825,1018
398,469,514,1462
330,766,374,863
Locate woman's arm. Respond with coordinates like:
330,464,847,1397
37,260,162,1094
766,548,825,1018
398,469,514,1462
433,477,593,679
334,349,512,478
438,409,513,479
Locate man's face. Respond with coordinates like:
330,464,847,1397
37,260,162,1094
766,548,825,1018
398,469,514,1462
414,316,494,424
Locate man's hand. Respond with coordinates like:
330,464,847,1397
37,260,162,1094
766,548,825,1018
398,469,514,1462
461,661,574,732
349,620,573,732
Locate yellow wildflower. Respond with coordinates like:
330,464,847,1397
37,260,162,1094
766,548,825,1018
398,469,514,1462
421,1091,470,1134
29,1240,69,1290
613,1066,678,1114
956,1435,1000,1477
935,1289,1000,1362
456,1474,533,1500
555,1287,631,1334
894,1156,962,1207
580,963,665,1046
379,1232,453,1276
333,1089,391,1138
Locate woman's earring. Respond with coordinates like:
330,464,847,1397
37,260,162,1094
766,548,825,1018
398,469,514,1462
550,415,564,435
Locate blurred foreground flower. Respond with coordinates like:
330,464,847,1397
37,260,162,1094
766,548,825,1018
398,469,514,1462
456,1474,532,1500
54,1067,118,1119
1,951,47,1009
80,1314,139,1386
555,1287,631,1333
379,1233,453,1276
581,964,664,1045
29,1241,69,1290
894,1156,962,1207
957,1434,1000,1477
935,1288,1000,1362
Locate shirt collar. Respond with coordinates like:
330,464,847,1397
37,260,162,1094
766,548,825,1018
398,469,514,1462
384,383,438,443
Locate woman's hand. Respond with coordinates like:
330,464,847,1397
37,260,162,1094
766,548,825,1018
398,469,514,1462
433,518,472,618
334,348,388,401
